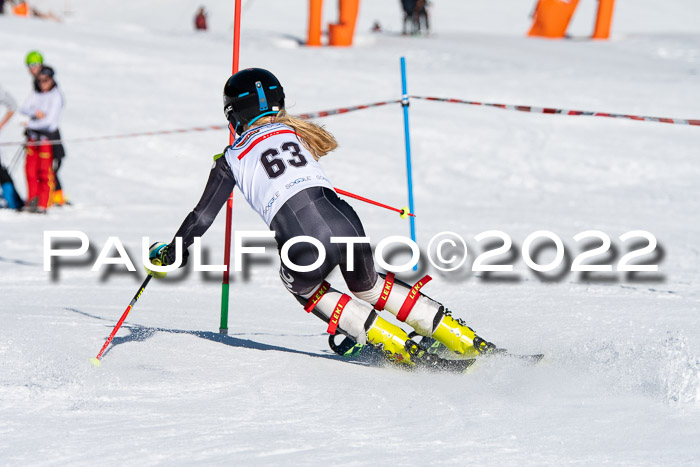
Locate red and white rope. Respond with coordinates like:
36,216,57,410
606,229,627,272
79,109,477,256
2,94,696,149
0,124,228,148
0,99,401,148
295,99,401,120
410,95,700,127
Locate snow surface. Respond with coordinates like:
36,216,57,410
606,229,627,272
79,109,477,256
1,0,700,465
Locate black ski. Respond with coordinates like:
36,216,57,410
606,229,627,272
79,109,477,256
410,333,545,365
329,333,543,371
329,333,475,373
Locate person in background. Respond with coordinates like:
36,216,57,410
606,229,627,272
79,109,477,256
414,0,429,35
400,0,430,36
0,83,24,210
194,6,207,31
401,0,415,35
19,66,63,213
25,50,68,206
0,0,6,15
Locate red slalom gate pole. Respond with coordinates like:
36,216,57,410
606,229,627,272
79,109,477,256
334,187,415,218
90,275,153,367
220,0,242,335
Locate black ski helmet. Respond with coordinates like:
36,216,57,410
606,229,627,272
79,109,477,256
36,66,56,91
223,68,285,131
38,66,55,79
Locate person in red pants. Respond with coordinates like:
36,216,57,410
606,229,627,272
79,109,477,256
19,66,63,213
23,137,54,212
25,51,69,206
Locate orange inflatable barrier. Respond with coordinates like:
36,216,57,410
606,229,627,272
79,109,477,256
307,0,360,47
528,0,579,38
13,1,29,16
307,0,323,46
592,0,615,39
329,0,359,47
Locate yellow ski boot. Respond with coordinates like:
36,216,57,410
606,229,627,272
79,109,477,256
365,315,477,372
355,273,497,359
431,311,497,358
366,316,417,366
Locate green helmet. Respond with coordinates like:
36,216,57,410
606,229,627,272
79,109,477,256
26,51,44,67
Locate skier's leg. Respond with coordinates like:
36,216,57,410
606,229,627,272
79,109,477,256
279,249,416,364
337,233,494,357
353,273,496,357
36,141,54,210
276,240,416,364
271,187,420,364
24,141,39,207
293,280,417,365
312,189,492,358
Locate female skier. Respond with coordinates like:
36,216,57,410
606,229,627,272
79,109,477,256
148,68,496,366
19,66,63,213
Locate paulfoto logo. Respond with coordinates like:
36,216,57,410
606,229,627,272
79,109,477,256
43,229,662,278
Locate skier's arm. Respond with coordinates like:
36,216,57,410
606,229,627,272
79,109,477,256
0,86,17,131
0,109,14,132
162,155,236,266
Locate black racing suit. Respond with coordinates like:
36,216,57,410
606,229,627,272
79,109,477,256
165,156,378,298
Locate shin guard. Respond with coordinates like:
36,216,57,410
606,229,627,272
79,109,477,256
303,282,372,345
354,273,442,336
354,274,496,356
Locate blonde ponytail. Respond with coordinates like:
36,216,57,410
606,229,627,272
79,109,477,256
249,109,338,160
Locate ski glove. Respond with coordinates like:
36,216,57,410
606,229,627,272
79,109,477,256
146,242,169,279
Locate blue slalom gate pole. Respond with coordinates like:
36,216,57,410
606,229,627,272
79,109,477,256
400,57,417,269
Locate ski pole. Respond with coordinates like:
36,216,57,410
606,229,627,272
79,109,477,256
90,274,153,367
334,187,415,218
8,145,25,174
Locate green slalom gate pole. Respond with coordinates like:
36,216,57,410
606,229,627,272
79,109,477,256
220,279,230,334
220,0,242,334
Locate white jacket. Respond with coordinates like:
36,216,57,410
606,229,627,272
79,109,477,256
19,87,64,132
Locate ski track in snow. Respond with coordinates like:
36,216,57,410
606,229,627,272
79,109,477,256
2,0,700,465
